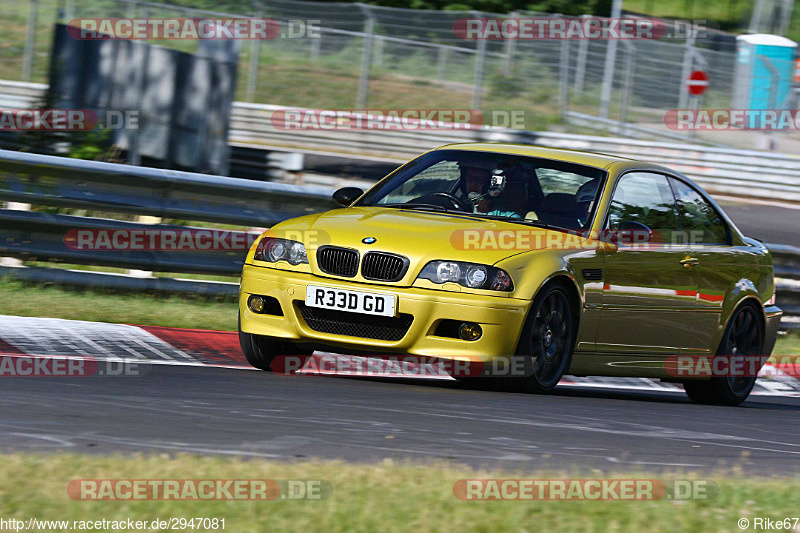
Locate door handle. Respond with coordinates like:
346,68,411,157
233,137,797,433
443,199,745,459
680,256,699,268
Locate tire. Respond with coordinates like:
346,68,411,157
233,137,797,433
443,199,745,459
238,313,312,371
506,283,576,393
683,302,764,406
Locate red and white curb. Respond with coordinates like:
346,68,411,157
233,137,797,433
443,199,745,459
0,315,798,397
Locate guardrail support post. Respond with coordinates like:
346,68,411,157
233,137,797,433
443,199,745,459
0,202,29,267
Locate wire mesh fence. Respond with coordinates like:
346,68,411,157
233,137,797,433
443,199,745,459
3,0,798,140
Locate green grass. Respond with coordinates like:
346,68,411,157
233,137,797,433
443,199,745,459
1,453,799,532
0,278,238,331
773,330,800,357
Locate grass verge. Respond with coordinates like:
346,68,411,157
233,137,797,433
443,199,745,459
1,453,800,532
0,279,238,331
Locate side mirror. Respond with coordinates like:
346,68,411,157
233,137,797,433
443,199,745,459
332,187,364,207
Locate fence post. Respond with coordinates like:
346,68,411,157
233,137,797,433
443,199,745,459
310,32,321,62
677,27,696,111
573,14,590,93
22,0,39,82
126,0,138,18
599,0,622,119
64,0,75,20
436,46,448,81
619,41,636,133
356,4,375,109
246,6,263,103
502,12,518,76
372,35,384,68
559,39,570,120
472,12,487,111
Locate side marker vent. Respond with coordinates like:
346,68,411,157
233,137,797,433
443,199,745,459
582,269,603,282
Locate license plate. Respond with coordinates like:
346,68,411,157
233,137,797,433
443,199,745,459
305,285,396,317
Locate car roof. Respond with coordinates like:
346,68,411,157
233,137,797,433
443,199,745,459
436,142,636,169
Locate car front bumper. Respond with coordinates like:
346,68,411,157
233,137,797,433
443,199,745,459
239,264,530,361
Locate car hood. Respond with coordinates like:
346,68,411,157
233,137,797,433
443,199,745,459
267,206,573,285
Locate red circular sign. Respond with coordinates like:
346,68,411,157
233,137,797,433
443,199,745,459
687,70,709,96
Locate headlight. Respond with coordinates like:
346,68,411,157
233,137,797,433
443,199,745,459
254,237,308,265
417,261,513,292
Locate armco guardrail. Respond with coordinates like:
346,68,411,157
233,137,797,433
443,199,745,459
0,149,798,329
2,80,800,204
229,103,800,204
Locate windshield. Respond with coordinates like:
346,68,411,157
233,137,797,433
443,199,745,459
356,149,606,230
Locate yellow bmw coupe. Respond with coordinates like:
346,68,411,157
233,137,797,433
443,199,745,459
239,143,782,406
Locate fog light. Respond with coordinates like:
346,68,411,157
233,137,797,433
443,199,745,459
458,322,482,341
248,295,265,313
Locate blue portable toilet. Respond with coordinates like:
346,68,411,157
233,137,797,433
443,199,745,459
733,34,797,110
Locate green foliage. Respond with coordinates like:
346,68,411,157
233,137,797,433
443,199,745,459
16,88,119,162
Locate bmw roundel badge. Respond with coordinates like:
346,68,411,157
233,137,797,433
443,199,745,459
362,237,377,244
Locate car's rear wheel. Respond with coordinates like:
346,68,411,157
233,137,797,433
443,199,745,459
507,283,576,393
683,302,763,406
238,313,311,371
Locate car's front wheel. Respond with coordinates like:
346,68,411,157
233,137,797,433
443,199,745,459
238,314,312,371
683,302,764,406
507,283,576,393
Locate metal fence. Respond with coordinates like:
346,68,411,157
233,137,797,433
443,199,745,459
8,0,798,143
0,149,797,329
2,79,800,204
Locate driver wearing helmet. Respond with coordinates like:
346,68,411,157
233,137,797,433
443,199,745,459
458,160,520,218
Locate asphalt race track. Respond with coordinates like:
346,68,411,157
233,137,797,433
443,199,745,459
2,365,800,473
719,201,800,248
1,316,799,474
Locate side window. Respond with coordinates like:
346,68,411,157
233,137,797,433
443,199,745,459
669,178,730,245
607,172,680,242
